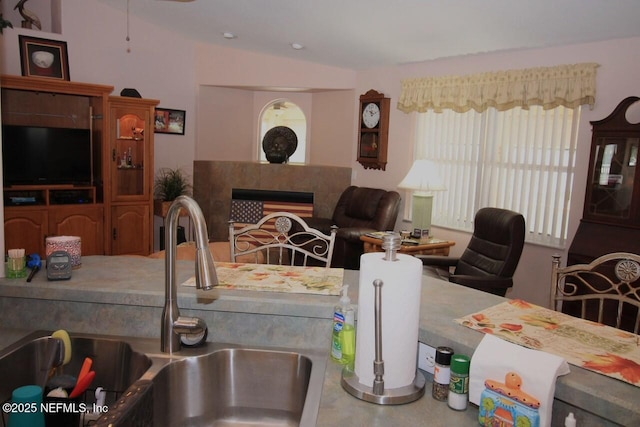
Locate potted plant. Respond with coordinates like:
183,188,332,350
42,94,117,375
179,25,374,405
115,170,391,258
153,167,192,217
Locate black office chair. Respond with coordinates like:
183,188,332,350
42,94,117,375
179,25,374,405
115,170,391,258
418,207,525,296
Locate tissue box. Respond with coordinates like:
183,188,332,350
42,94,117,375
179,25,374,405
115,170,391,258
46,236,81,268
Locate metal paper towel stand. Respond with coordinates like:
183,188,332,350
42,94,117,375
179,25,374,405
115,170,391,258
341,233,425,404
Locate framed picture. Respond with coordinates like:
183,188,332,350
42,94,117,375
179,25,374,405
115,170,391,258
19,35,70,80
154,108,186,135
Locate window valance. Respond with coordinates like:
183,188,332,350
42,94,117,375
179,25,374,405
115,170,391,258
397,63,599,114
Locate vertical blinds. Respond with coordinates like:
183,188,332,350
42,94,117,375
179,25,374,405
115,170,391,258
415,105,579,247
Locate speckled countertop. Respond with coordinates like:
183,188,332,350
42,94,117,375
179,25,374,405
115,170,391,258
0,256,638,426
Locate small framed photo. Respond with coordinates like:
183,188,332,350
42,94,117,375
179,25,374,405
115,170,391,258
154,108,186,135
19,35,70,81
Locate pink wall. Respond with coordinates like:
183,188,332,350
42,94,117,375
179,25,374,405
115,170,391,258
310,90,355,167
1,0,640,304
196,87,355,167
354,38,640,305
197,86,254,161
194,42,356,90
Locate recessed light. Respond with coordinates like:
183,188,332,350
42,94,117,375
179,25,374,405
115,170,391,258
291,43,304,50
223,32,237,39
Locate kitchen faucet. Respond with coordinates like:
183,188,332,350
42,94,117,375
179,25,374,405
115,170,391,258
161,195,219,353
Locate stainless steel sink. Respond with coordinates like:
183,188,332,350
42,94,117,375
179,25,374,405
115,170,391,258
0,332,327,427
151,347,325,427
0,331,152,407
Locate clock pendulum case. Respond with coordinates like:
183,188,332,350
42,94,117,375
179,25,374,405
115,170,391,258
357,89,390,170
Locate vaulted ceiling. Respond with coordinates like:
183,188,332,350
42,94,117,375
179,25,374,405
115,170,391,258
96,0,640,70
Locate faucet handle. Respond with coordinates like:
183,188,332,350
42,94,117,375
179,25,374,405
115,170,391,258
173,316,208,347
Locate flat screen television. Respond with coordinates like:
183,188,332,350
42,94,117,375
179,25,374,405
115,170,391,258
1,125,93,186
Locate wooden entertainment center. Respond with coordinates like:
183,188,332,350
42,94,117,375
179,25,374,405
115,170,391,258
1,75,159,257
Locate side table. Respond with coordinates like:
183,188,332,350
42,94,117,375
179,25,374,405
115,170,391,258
360,235,455,256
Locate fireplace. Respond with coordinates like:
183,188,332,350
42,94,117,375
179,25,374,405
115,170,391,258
230,188,314,230
193,161,352,241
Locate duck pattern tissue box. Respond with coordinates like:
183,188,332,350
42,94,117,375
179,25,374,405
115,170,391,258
478,372,540,427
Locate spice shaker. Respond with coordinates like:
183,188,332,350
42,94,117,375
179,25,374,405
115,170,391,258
432,346,454,401
448,354,470,410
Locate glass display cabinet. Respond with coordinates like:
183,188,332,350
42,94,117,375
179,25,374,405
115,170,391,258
112,109,150,200
583,97,640,227
108,96,159,255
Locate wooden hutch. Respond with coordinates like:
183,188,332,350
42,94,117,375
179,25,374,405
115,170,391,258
1,75,158,257
567,97,640,331
569,97,640,263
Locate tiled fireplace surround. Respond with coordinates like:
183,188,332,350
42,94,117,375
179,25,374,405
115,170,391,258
193,161,352,241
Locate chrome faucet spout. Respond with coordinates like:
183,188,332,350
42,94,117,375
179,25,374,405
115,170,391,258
161,195,218,353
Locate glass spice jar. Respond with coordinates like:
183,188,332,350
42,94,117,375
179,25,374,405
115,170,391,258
448,354,471,410
432,346,454,401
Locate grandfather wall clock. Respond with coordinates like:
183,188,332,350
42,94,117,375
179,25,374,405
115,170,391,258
358,89,390,170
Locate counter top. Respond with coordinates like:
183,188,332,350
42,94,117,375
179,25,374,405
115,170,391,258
0,255,638,426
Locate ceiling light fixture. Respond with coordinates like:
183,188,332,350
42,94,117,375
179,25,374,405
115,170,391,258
223,32,237,39
291,43,304,50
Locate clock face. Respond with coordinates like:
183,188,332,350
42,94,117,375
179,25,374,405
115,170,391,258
362,102,380,129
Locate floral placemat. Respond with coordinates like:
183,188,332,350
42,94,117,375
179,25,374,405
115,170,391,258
456,299,640,387
181,262,344,295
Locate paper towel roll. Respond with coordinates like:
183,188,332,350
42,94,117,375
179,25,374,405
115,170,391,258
354,252,423,389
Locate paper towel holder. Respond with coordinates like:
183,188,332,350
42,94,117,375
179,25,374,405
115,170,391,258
341,274,425,404
341,361,426,405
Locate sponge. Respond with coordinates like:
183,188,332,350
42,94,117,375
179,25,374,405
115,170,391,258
51,329,72,365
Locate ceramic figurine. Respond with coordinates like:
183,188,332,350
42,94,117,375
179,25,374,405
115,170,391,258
478,371,540,427
15,0,41,30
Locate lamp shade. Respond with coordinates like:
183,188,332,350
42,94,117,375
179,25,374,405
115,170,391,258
398,160,446,194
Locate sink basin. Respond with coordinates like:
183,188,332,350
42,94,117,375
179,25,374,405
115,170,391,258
151,346,325,427
0,331,152,407
0,333,326,427
65,334,153,405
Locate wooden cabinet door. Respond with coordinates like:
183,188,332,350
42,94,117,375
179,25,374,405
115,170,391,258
111,205,150,255
49,206,104,256
4,209,48,257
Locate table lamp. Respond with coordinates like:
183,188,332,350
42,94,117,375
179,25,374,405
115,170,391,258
398,159,446,237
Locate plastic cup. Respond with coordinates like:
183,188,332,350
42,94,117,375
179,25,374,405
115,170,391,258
6,256,27,278
7,385,45,427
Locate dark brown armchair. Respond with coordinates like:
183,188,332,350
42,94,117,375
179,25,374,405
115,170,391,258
418,207,525,296
305,186,401,270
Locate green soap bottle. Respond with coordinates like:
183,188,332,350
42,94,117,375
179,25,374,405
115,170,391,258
331,285,355,366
